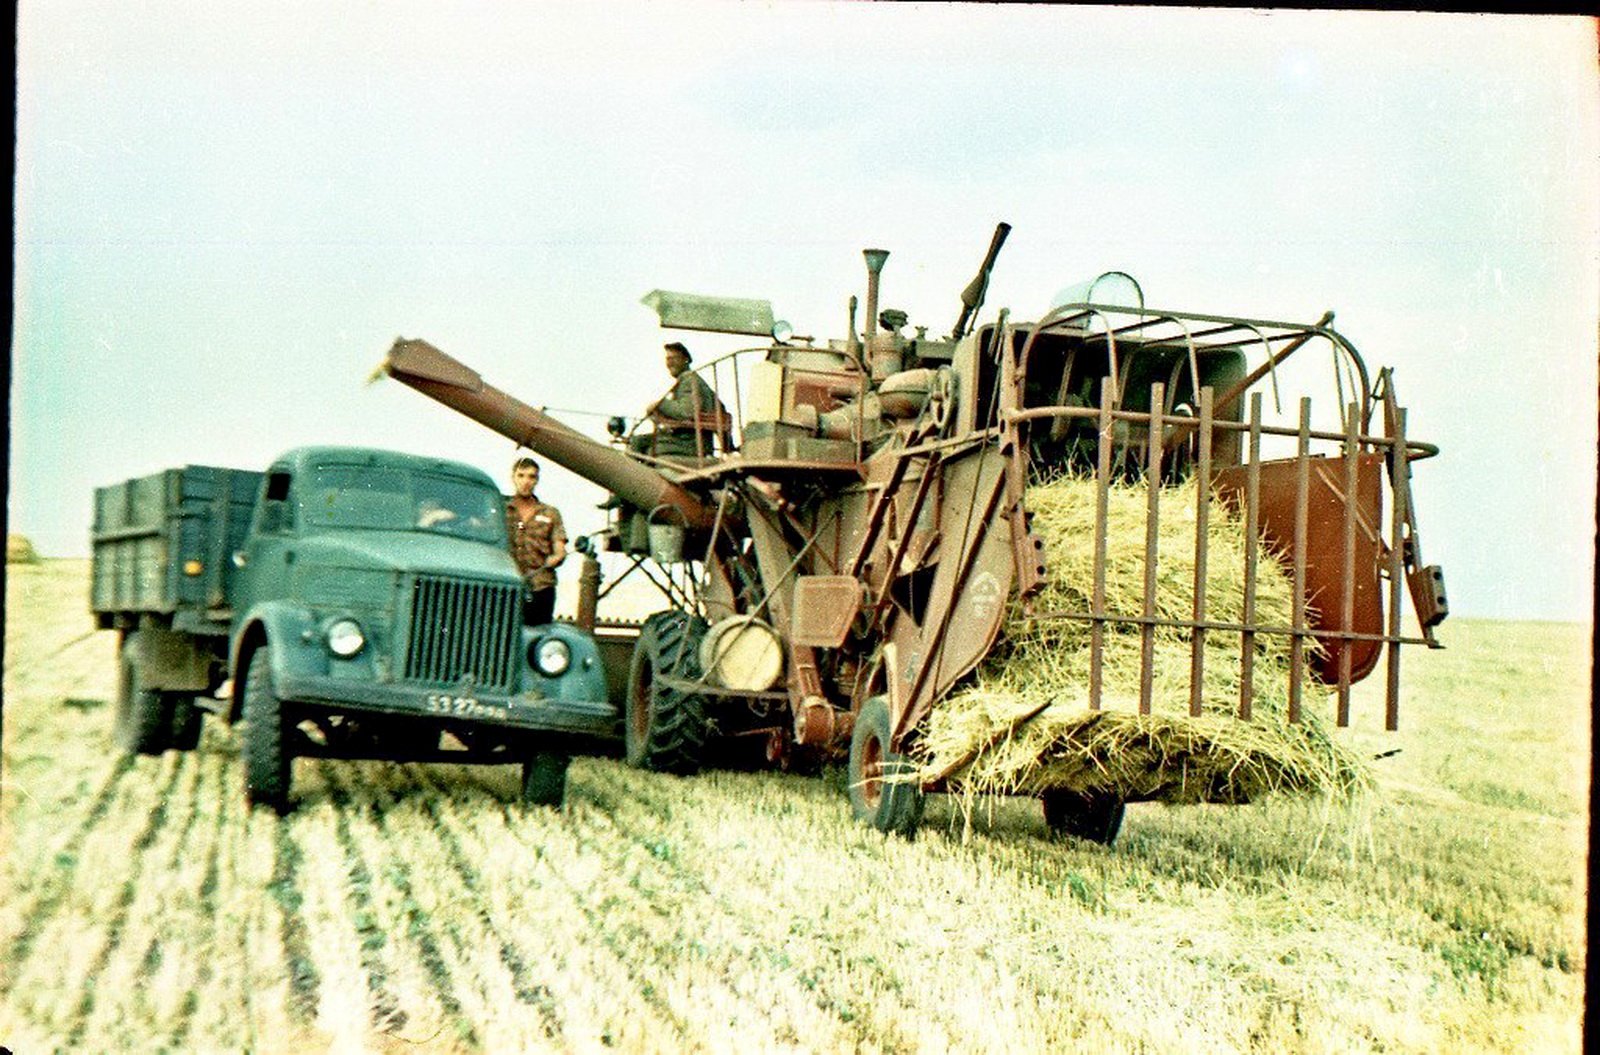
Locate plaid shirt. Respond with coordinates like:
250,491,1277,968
505,496,565,592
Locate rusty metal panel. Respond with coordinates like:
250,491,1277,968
1214,449,1387,688
790,576,863,648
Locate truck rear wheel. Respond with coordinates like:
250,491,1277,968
520,751,570,808
625,611,710,775
1042,788,1125,845
847,696,925,836
115,634,172,756
167,695,204,751
242,646,293,813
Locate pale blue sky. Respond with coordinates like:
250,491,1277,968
12,3,1598,622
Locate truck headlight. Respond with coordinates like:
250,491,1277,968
326,618,366,658
531,636,571,677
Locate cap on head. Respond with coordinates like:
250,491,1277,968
664,341,692,363
513,456,540,473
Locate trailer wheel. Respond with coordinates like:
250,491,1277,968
625,611,710,774
1042,789,1125,845
242,646,292,813
847,696,925,836
168,695,204,751
520,751,570,808
114,633,172,756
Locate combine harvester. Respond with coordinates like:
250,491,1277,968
379,223,1447,842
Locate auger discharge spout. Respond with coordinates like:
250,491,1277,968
381,337,716,529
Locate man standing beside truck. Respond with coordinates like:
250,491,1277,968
506,456,567,625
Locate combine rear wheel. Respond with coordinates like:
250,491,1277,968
625,611,710,774
1042,789,1125,845
114,633,172,756
242,646,293,814
847,696,925,836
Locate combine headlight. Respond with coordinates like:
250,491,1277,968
326,618,366,658
531,636,571,677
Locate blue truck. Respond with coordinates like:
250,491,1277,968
89,445,617,811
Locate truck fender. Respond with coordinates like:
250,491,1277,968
228,602,322,723
521,622,612,706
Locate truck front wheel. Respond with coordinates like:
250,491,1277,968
242,646,293,813
520,751,570,808
115,633,172,756
847,696,925,837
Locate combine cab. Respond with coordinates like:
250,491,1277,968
381,223,1446,841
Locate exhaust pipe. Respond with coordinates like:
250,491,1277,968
863,248,889,338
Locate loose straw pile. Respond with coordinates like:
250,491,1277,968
916,474,1371,806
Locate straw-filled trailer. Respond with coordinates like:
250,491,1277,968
380,223,1448,843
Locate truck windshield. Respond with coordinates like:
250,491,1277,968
303,465,505,544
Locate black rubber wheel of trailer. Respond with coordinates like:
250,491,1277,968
167,694,204,752
242,646,293,814
1042,789,1126,846
624,611,711,775
114,633,173,756
847,696,925,837
519,751,570,808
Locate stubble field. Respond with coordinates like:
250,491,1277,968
0,559,1589,1053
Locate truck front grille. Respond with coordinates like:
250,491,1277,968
403,576,522,693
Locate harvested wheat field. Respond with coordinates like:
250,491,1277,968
1,559,1589,1053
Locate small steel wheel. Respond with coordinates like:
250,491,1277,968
847,696,925,836
520,751,570,808
1042,788,1126,845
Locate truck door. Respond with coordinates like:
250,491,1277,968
235,468,297,612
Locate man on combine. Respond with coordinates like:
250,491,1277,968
635,341,725,458
505,456,567,625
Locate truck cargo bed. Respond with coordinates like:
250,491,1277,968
90,465,262,630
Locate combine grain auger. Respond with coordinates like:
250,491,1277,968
380,223,1447,843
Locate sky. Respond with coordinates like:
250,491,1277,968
11,2,1599,623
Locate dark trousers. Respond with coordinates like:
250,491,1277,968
524,587,556,626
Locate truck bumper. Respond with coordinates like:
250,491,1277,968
275,674,618,739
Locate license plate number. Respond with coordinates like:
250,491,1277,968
424,694,507,720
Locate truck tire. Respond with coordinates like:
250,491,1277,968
167,695,204,751
114,634,172,756
624,611,710,775
520,751,570,808
1042,788,1126,845
847,696,925,837
242,646,292,813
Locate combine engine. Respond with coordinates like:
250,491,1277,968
381,223,1447,841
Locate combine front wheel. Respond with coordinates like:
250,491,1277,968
847,696,925,836
624,611,710,774
1042,789,1125,845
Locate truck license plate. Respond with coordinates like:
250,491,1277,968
424,693,507,720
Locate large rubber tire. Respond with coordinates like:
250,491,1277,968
624,611,710,775
114,634,172,756
847,696,925,837
242,646,293,814
167,694,204,752
520,751,570,808
1042,789,1126,845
